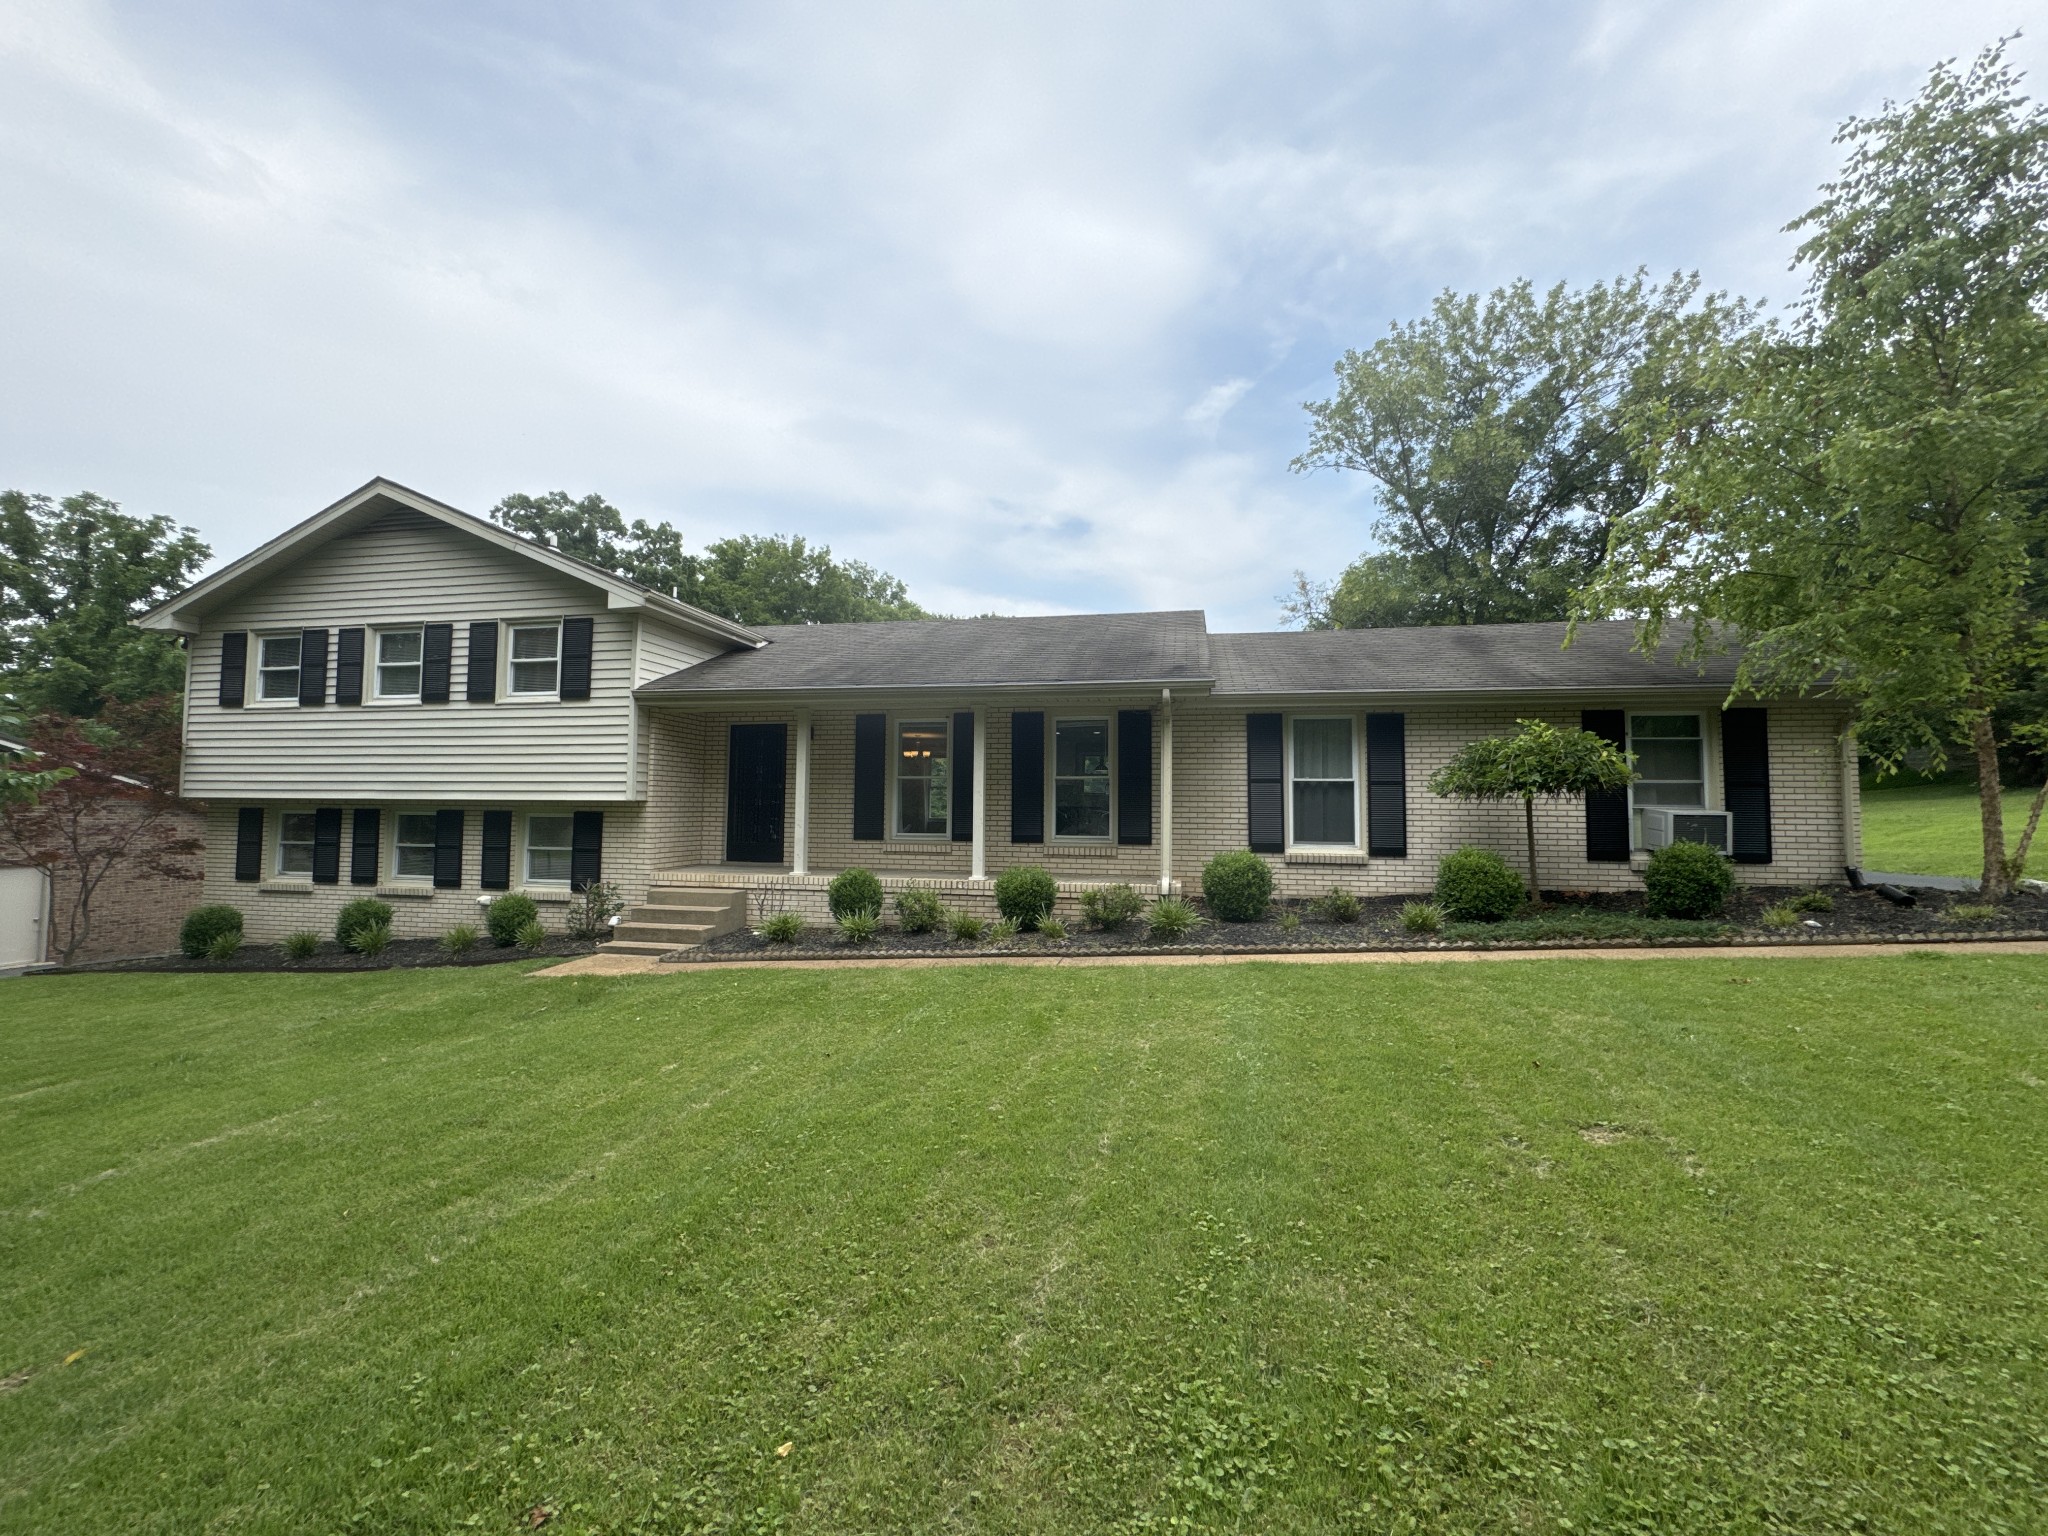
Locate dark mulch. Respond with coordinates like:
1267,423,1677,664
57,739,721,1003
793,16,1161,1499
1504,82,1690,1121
667,884,2048,963
50,935,599,975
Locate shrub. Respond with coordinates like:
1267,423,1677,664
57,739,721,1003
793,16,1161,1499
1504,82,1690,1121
1201,851,1272,922
513,918,548,951
758,911,805,943
1277,910,1300,934
947,909,988,942
987,916,1018,941
486,893,540,947
828,868,883,920
441,923,480,955
1643,840,1734,919
993,866,1058,930
894,885,945,934
1080,883,1146,931
205,929,241,962
565,881,624,941
1401,901,1444,934
838,908,881,943
1147,895,1200,939
1311,886,1362,924
335,897,394,950
1790,889,1835,913
1434,847,1523,923
1948,902,2000,924
1760,902,1800,929
283,930,320,961
179,904,243,959
1037,916,1068,941
349,922,392,957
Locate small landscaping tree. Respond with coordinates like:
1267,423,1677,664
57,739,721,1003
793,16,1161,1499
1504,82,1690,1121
1427,719,1634,900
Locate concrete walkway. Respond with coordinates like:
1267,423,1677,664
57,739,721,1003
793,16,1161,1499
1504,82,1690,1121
531,937,2048,978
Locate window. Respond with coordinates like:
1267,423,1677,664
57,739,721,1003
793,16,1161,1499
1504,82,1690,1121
508,624,560,696
1052,717,1111,839
375,629,423,699
277,810,315,875
394,812,438,881
526,814,573,883
1629,714,1707,809
257,634,301,701
1290,716,1357,846
893,720,951,837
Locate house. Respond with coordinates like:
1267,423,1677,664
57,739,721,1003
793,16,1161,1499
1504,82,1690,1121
139,478,1862,951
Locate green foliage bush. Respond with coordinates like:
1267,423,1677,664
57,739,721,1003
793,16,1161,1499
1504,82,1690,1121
1311,886,1363,923
1201,851,1273,922
1080,883,1145,931
1790,889,1835,913
565,881,623,941
1760,902,1801,929
1147,895,1200,939
993,866,1058,930
513,918,547,951
205,930,241,962
828,868,883,920
893,885,945,934
335,897,394,949
440,923,480,955
1434,847,1524,922
989,917,1020,941
1401,901,1445,933
837,908,880,943
1277,910,1300,934
486,893,540,947
348,922,392,957
947,909,988,942
1037,916,1068,941
758,911,805,943
283,930,319,961
179,904,242,959
1947,902,2000,923
1643,840,1734,918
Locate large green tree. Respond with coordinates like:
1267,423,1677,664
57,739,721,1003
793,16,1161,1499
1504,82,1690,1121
489,492,930,626
1583,45,2048,900
0,491,210,717
1288,272,1752,628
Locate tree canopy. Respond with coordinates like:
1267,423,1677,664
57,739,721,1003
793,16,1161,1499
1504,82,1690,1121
488,492,930,626
1427,719,1636,899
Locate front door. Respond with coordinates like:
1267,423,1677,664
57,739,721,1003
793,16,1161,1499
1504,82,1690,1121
725,723,788,863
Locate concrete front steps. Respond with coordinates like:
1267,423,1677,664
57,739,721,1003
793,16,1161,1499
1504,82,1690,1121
602,887,748,956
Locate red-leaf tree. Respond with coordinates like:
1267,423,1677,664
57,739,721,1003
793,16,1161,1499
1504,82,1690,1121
0,695,200,963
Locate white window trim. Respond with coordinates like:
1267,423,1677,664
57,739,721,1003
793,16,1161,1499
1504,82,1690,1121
275,807,317,879
504,620,563,701
390,807,440,885
252,632,303,708
1047,714,1115,845
371,626,425,704
1626,710,1719,848
1284,712,1362,852
523,812,576,887
888,714,953,841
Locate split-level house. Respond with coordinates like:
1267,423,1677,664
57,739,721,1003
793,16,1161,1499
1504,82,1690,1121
140,479,1863,952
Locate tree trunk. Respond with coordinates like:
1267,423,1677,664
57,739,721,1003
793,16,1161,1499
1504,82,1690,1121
1971,714,2011,902
2009,779,2047,885
1523,795,1540,903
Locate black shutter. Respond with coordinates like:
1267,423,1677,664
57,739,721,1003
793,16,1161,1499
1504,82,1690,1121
560,617,594,700
1722,708,1774,864
1247,713,1283,853
421,623,454,703
467,622,498,703
1583,709,1630,862
218,632,248,708
350,808,380,885
571,810,604,890
1365,712,1407,857
1117,708,1153,846
311,806,343,884
298,629,329,706
480,810,512,890
853,712,886,841
433,808,463,889
951,711,975,842
1010,711,1045,844
233,806,263,881
334,628,365,705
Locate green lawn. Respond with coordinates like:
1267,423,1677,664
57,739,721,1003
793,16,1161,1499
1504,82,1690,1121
4,959,2045,1534
1861,779,2042,877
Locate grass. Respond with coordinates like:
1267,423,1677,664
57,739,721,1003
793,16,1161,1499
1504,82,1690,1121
1860,778,2043,877
4,958,2046,1533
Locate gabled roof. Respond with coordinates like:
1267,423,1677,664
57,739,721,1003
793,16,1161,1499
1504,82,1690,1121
137,477,764,649
638,610,1214,694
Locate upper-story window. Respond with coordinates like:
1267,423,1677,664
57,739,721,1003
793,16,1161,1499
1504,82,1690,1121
1289,716,1357,847
508,624,561,696
375,629,423,699
1052,717,1111,840
894,719,950,837
257,634,301,701
1629,714,1707,809
277,810,316,875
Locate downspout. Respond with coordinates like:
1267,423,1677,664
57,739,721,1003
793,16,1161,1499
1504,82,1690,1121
1159,687,1174,896
972,706,988,881
793,707,811,876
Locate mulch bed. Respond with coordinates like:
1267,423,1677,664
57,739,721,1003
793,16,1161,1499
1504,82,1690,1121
664,884,2048,963
49,935,600,975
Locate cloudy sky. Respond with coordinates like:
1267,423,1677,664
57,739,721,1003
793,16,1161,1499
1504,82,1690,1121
1,2,2038,627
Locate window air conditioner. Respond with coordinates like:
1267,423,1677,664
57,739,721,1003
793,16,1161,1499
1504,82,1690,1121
1639,807,1732,854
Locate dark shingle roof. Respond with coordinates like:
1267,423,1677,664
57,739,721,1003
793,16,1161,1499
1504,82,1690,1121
639,611,1214,693
1210,619,1738,694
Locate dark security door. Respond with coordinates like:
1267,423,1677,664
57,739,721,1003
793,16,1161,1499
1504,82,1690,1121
725,723,788,863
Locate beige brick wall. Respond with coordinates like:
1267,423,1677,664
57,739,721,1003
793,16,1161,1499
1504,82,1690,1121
9,802,207,962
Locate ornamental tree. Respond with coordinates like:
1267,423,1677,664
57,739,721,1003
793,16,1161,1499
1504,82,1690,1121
1427,719,1635,900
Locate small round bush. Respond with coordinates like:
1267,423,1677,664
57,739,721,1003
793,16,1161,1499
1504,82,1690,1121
336,897,394,949
179,904,243,959
1312,886,1363,924
440,923,480,955
894,885,945,934
1434,847,1524,923
1147,895,1200,940
1080,883,1145,931
837,908,880,944
1642,840,1734,918
349,921,393,956
993,866,1058,930
205,929,241,962
1201,851,1273,922
513,918,548,951
486,893,540,946
828,867,883,920
283,930,320,961
758,911,805,943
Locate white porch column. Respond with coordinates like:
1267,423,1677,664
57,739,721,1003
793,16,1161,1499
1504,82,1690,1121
1159,688,1174,895
971,706,988,880
792,708,811,875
